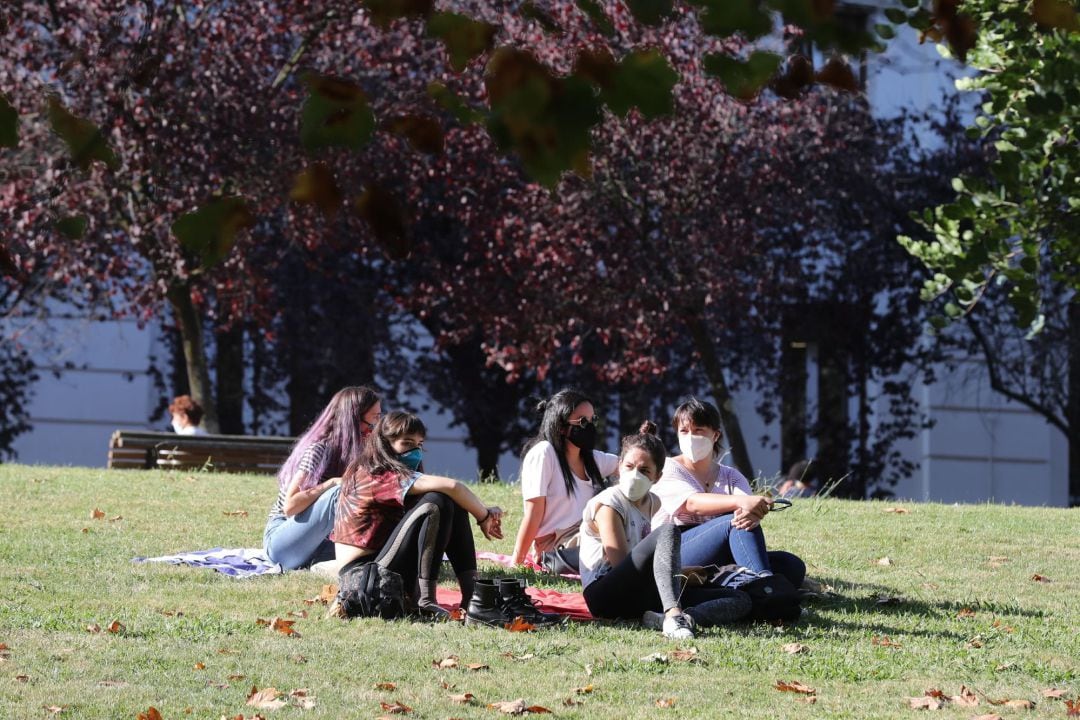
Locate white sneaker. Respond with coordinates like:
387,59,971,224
662,612,695,639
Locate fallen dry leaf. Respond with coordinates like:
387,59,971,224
375,682,397,691
957,608,977,619
247,686,287,710
502,652,535,661
91,508,105,519
319,584,337,603
883,507,909,514
440,680,455,690
573,685,594,695
1000,699,1034,709
782,642,808,654
268,617,300,637
467,663,489,672
290,689,316,710
193,662,206,670
655,698,677,708
774,680,816,695
434,655,459,669
994,663,1015,672
255,618,270,627
217,647,237,655
970,715,1002,720
504,617,536,632
991,619,1015,633
670,648,702,663
562,697,582,707
966,637,984,649
81,527,89,533
908,696,945,710
449,608,466,621
0,643,9,657
988,556,1009,563
136,708,163,720
872,636,902,648
379,700,412,714
106,620,125,634
291,654,307,664
926,689,947,699
876,594,903,605
1042,688,1064,699
796,696,818,704
108,515,123,522
490,699,527,714
223,510,249,517
86,623,101,634
288,610,308,619
876,556,893,566
449,693,474,704
1030,574,1050,583
227,674,246,681
1065,698,1079,716
44,707,65,715
640,652,669,664
525,707,552,715
15,674,30,682
951,685,979,707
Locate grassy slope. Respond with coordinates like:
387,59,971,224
1,464,1077,719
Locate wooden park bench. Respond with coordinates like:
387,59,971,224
107,430,295,474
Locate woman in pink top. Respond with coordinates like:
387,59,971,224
653,398,805,588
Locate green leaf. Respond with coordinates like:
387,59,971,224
0,93,17,148
362,0,432,28
883,8,907,24
172,197,252,268
703,51,782,100
428,82,485,125
55,216,87,239
874,23,896,40
299,73,376,152
46,97,118,171
485,48,602,187
575,0,615,35
692,0,773,40
427,12,498,72
599,50,678,119
626,0,674,26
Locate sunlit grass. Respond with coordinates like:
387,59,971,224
1,464,1077,719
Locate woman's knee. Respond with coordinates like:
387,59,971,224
768,550,806,586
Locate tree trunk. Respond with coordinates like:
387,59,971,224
215,323,245,434
817,340,852,496
779,334,808,477
1069,302,1080,507
166,283,219,433
685,314,754,480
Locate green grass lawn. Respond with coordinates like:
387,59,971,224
1,464,1077,719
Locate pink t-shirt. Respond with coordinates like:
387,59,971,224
652,456,752,527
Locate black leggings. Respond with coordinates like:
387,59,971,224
376,492,476,591
582,524,681,620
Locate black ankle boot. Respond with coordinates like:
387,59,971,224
497,578,563,627
465,579,509,628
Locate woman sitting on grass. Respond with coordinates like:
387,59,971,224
512,389,618,569
579,422,751,639
653,398,805,588
263,386,381,570
331,411,503,618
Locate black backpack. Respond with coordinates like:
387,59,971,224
337,559,406,619
714,565,802,623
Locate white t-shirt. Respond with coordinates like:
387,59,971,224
520,440,618,539
652,456,752,527
579,487,661,588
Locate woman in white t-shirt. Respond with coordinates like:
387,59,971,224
580,422,751,639
511,389,618,567
653,398,805,587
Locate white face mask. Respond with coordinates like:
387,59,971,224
679,433,715,462
171,419,185,434
616,469,653,503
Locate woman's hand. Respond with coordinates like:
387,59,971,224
731,495,769,530
479,506,504,540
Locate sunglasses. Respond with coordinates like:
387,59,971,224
567,415,599,428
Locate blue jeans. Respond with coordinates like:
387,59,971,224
263,485,340,570
678,513,805,588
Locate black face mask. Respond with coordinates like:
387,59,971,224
566,422,597,451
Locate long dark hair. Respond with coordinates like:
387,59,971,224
278,385,380,490
671,397,724,459
620,420,667,476
347,410,427,479
523,388,605,496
